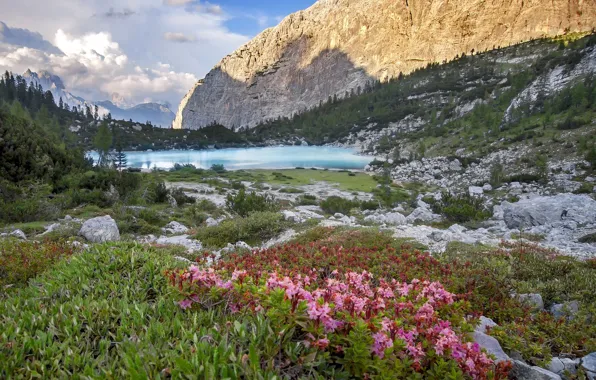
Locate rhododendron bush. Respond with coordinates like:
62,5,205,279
167,242,511,379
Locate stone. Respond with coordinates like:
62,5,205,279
4,229,27,240
163,221,189,235
549,301,579,320
173,0,593,130
548,357,579,376
384,212,407,226
406,207,441,224
79,216,120,243
334,213,345,219
502,194,596,229
205,217,220,227
155,235,203,253
475,316,498,334
167,194,178,208
472,332,510,362
64,215,73,221
511,360,562,380
469,186,484,196
235,241,252,250
582,353,596,379
516,293,544,311
482,183,493,192
283,210,302,223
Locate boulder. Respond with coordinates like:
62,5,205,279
502,194,596,229
475,316,498,334
10,229,27,240
235,241,252,250
511,360,562,380
547,357,580,376
516,293,544,311
472,332,510,362
469,186,484,196
79,216,120,243
406,207,441,224
206,217,220,227
483,183,493,192
163,221,189,235
155,235,203,253
549,301,579,320
582,352,596,380
282,210,302,223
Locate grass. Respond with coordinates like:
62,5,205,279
0,243,285,378
1,229,595,377
161,169,378,194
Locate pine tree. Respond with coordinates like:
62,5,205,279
94,122,113,167
113,142,127,172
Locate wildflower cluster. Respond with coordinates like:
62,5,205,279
168,257,508,378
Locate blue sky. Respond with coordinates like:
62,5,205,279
0,0,317,107
220,0,316,35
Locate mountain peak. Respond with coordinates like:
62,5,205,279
174,0,596,130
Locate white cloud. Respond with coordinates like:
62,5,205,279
164,32,196,43
163,0,193,6
0,0,252,107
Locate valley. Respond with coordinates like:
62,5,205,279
1,2,596,379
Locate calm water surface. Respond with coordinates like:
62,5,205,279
91,146,373,170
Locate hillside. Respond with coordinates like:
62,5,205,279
174,0,596,130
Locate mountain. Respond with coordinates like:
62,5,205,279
22,69,89,112
22,69,175,127
174,0,596,131
96,100,175,127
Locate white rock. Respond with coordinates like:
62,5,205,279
334,213,345,219
475,316,498,334
473,332,510,363
283,210,302,223
516,293,544,311
469,186,484,196
406,207,441,224
549,301,579,320
235,241,252,250
156,235,203,253
483,183,493,192
163,221,189,235
503,194,596,229
79,216,120,243
511,360,562,380
582,352,596,379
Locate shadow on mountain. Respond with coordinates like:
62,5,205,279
179,36,377,129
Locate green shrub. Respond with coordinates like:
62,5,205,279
296,194,318,206
320,196,359,215
226,189,279,217
210,164,226,173
147,181,169,203
359,199,380,211
431,192,492,223
0,239,75,289
194,212,285,248
574,182,594,194
278,187,304,194
170,187,195,206
579,232,596,243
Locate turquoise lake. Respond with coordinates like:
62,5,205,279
91,146,374,170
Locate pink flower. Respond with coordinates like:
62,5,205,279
178,299,193,310
371,331,393,358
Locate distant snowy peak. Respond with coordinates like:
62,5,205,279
110,92,134,109
23,69,65,92
22,69,175,127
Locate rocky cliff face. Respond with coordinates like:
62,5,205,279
175,0,596,130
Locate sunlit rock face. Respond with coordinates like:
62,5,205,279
174,0,596,130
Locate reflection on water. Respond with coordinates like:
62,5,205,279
88,146,373,170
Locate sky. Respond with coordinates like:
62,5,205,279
0,0,315,108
